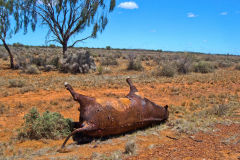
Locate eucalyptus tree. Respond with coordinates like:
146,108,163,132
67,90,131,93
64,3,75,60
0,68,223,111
26,0,116,55
0,0,33,69
0,0,17,68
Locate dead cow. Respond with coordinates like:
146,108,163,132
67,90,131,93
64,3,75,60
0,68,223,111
62,78,169,148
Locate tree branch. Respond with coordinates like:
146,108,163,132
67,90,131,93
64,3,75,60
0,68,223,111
69,35,93,48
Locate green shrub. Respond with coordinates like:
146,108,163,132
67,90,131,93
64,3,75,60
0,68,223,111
176,54,193,74
193,61,214,73
49,44,57,48
18,107,72,140
106,46,111,50
0,103,8,114
153,64,176,77
13,42,24,47
48,56,59,67
100,56,118,66
30,56,46,66
25,65,40,74
0,52,7,59
218,61,232,68
97,65,111,75
127,55,144,71
235,64,240,70
8,79,25,88
124,140,136,155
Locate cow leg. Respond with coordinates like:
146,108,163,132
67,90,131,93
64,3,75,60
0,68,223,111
64,82,95,106
64,82,79,101
126,78,138,95
71,122,82,129
61,124,96,148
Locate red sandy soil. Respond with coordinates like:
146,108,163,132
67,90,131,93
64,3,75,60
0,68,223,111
0,60,239,159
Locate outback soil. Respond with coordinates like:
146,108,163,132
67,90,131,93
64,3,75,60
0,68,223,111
0,59,240,160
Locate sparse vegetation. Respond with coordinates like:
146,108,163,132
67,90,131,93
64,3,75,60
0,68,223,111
8,79,25,88
100,56,118,66
0,46,240,159
153,64,176,77
17,107,72,140
168,100,239,134
176,54,193,74
124,140,136,155
235,64,240,70
127,55,144,71
106,46,111,50
218,61,233,68
24,65,40,74
0,103,8,114
97,65,112,75
194,61,214,73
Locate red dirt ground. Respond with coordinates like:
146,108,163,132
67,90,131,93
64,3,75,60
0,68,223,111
0,59,240,159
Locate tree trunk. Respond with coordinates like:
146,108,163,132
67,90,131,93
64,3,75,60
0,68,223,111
2,39,15,69
62,42,68,57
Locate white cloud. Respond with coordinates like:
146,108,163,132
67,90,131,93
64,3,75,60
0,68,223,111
187,12,197,18
118,1,139,9
220,12,228,16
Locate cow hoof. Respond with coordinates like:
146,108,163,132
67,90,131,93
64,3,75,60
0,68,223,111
64,82,68,87
57,147,72,153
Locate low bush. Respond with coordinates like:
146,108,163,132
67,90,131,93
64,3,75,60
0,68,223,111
218,61,233,68
0,52,7,59
176,54,193,74
8,79,25,88
127,55,144,71
125,140,136,155
97,65,112,75
106,46,111,50
17,107,72,140
153,64,176,77
30,56,46,67
235,64,240,70
0,103,8,114
49,44,57,48
24,65,40,74
48,56,59,67
193,61,214,73
13,42,24,47
100,56,118,66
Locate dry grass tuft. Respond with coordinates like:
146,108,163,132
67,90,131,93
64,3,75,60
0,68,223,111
124,139,136,155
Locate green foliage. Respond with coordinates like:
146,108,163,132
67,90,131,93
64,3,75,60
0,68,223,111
218,61,233,68
125,140,136,155
176,54,194,74
0,103,8,114
8,79,25,88
30,56,46,66
106,46,111,50
49,44,57,48
127,55,144,71
100,56,118,66
153,64,176,77
194,61,214,73
13,42,24,47
97,65,103,75
97,65,111,75
24,64,40,74
0,0,33,69
24,0,116,54
235,64,240,70
18,107,72,140
48,56,59,67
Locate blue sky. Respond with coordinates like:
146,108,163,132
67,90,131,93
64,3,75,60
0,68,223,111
7,0,240,55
